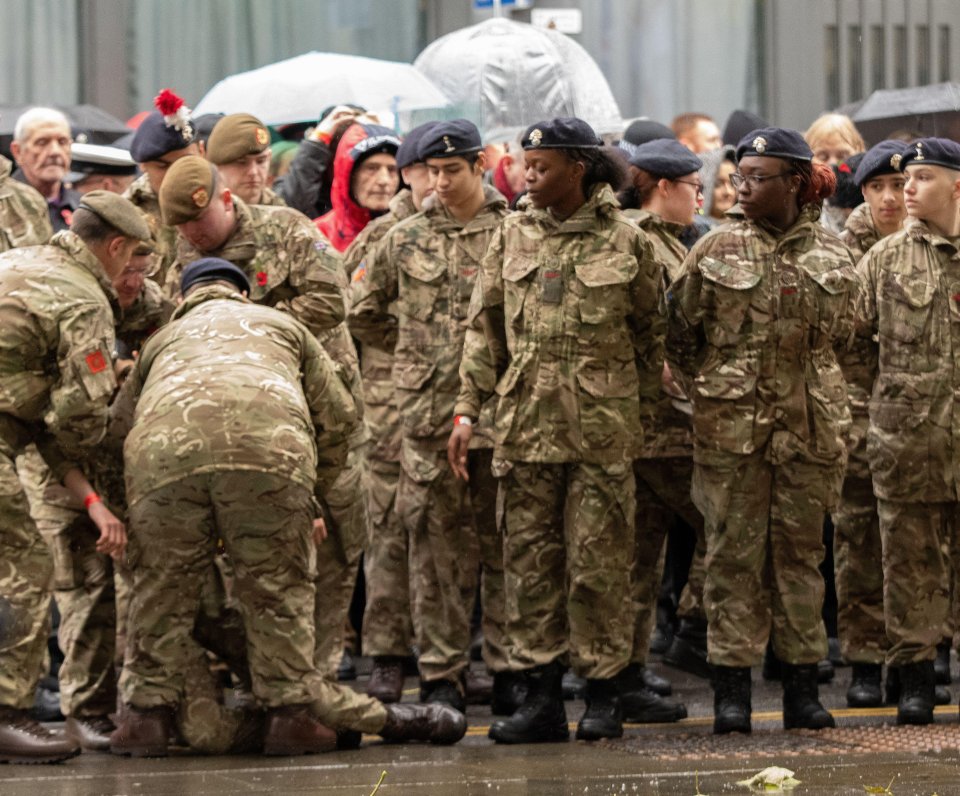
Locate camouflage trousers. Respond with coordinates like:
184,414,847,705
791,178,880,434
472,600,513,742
120,470,322,709
676,533,707,621
631,456,703,662
693,449,843,668
499,459,635,680
833,474,886,664
314,445,369,678
397,444,506,684
361,460,414,658
876,499,960,667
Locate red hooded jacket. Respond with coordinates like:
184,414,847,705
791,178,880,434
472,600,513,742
315,122,400,252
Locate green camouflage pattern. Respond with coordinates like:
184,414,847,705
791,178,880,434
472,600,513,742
0,155,53,251
123,173,179,285
255,185,287,207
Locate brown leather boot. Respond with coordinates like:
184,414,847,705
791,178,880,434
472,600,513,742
0,707,80,764
368,656,405,703
109,706,174,757
65,715,116,751
263,705,337,755
380,703,467,745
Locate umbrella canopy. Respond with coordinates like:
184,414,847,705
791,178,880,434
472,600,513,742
413,17,623,143
0,103,129,154
850,82,960,145
193,52,451,127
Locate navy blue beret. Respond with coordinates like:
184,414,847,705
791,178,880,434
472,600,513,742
629,139,703,177
736,126,812,163
899,137,960,172
417,119,482,160
180,257,251,296
522,117,602,150
396,122,438,170
130,111,197,163
617,119,675,159
853,140,909,186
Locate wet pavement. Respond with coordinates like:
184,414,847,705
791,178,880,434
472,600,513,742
3,658,960,795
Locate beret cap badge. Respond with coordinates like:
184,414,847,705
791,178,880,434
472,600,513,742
915,142,925,161
752,136,767,154
191,186,208,207
890,153,902,170
255,127,269,147
529,129,543,147
443,135,455,153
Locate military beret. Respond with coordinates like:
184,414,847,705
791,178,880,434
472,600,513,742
158,156,217,226
736,126,812,162
66,143,137,183
899,137,960,172
77,190,151,241
206,113,272,165
396,121,438,170
617,119,675,159
853,140,909,186
417,119,482,160
130,111,196,163
522,117,602,151
722,109,767,148
629,139,703,177
193,113,225,145
180,257,251,295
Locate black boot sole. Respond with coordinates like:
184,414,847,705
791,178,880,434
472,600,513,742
488,721,569,744
575,721,623,741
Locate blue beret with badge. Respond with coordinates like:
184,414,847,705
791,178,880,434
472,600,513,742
736,126,812,163
130,89,197,163
417,119,482,160
180,257,251,296
396,121,438,170
898,137,960,172
853,140,909,186
522,117,602,150
629,139,703,177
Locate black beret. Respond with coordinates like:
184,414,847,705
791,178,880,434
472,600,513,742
853,140,909,186
417,119,482,160
722,109,767,148
180,257,251,295
396,122,438,170
522,117,601,150
899,137,960,172
629,139,703,177
130,111,196,163
736,127,812,162
617,119,675,159
193,113,225,145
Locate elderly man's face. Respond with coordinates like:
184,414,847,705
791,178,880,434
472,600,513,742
12,121,72,190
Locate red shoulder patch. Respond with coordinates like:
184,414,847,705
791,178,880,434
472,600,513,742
85,350,107,374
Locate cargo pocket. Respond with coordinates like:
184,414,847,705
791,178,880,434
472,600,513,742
502,254,539,328
698,256,761,343
691,367,758,453
575,358,640,452
398,248,446,322
392,358,437,438
573,254,638,325
878,272,936,371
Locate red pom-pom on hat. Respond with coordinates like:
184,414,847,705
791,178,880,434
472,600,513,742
154,88,185,116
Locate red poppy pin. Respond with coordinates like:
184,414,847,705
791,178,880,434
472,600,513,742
256,271,268,287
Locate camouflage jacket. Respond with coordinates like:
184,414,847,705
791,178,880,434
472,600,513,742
856,218,960,502
0,231,118,476
0,155,53,251
840,202,881,260
123,284,357,506
123,173,180,286
352,186,509,463
116,278,174,355
344,189,418,465
455,184,663,465
256,186,287,207
667,203,857,467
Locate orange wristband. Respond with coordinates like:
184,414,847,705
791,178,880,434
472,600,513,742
454,415,473,427
84,493,102,509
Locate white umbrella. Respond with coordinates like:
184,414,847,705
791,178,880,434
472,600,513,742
193,51,452,126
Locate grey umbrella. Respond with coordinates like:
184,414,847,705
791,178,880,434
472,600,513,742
850,82,960,144
0,103,130,156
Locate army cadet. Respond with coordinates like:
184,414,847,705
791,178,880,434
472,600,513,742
126,88,201,286
667,127,858,734
834,140,910,708
344,121,436,703
350,119,512,713
0,149,54,249
451,117,664,743
855,138,960,725
206,113,282,206
0,191,150,763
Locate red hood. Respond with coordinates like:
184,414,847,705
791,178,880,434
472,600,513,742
316,122,400,252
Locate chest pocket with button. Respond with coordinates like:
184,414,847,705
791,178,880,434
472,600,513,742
698,256,762,347
572,254,639,326
877,272,937,371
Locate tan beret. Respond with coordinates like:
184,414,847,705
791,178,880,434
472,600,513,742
206,113,271,165
77,191,151,241
159,156,217,225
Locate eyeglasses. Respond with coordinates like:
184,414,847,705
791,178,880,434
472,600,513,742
674,179,704,193
730,171,794,189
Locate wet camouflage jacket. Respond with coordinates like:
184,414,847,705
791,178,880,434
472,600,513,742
344,189,418,464
352,186,508,458
667,203,857,467
116,278,174,355
0,155,53,251
256,186,287,207
0,231,118,475
123,284,357,506
856,218,960,502
123,173,179,286
455,184,663,464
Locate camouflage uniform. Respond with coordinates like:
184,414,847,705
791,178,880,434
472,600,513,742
350,186,509,687
667,204,857,667
123,174,179,285
456,185,664,679
0,154,53,250
345,190,418,659
625,209,704,665
856,219,960,666
255,186,287,207
118,285,358,726
0,231,118,710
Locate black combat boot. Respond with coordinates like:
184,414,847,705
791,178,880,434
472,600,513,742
663,617,710,679
491,671,528,716
782,663,835,729
885,666,950,706
935,642,952,685
561,670,586,700
846,663,882,708
576,678,622,740
488,662,568,744
712,666,751,734
896,660,936,725
618,663,687,723
640,666,672,696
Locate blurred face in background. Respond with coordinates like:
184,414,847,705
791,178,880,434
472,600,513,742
679,119,722,153
401,163,435,210
711,160,738,218
113,252,151,308
12,120,72,195
217,150,271,204
810,132,857,166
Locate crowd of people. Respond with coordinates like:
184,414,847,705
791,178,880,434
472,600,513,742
1,87,959,764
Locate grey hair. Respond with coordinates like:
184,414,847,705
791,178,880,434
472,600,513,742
14,107,70,143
